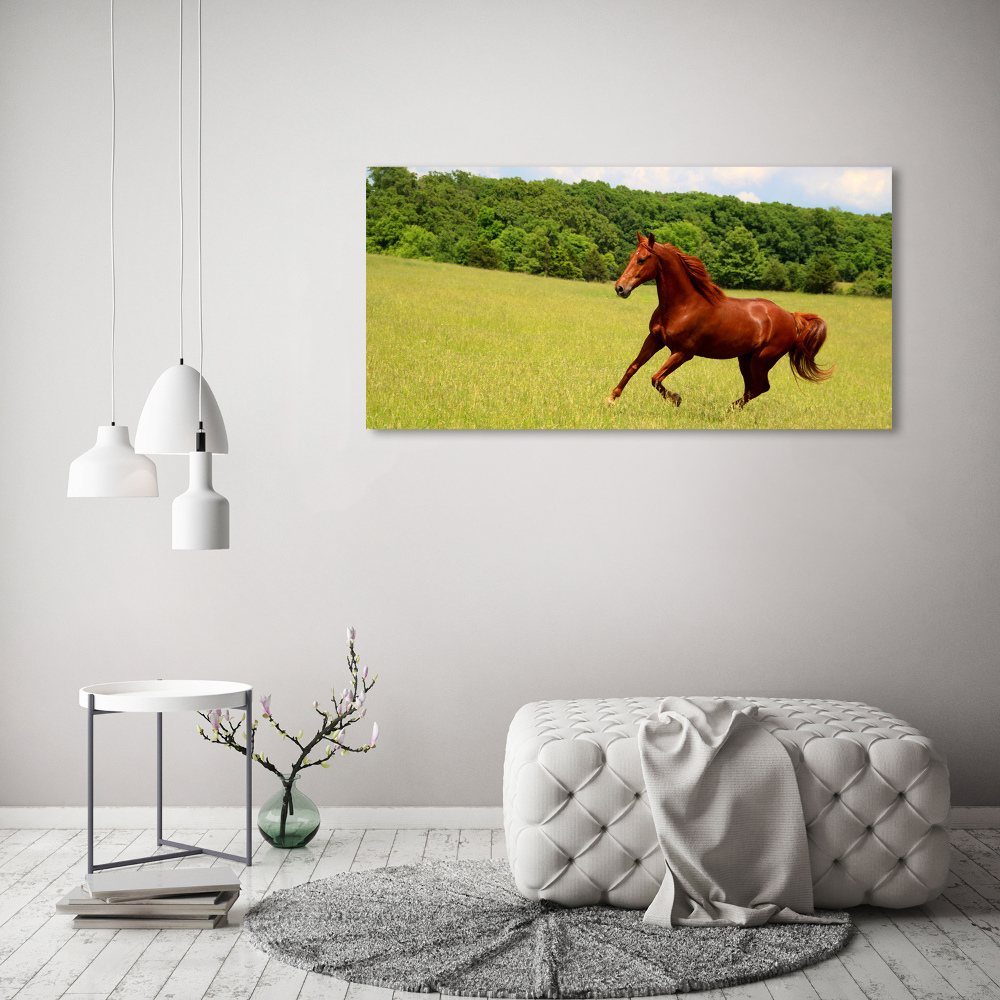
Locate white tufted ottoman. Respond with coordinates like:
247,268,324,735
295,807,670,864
504,697,950,910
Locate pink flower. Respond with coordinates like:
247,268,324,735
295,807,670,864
260,694,272,718
370,722,380,746
207,709,222,732
362,666,369,681
347,626,356,644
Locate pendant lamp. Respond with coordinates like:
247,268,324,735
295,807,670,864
172,436,229,549
135,0,229,548
134,362,227,454
68,426,158,498
68,0,158,499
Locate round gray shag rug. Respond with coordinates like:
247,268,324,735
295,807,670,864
244,860,852,997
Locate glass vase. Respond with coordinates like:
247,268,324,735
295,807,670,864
257,776,320,848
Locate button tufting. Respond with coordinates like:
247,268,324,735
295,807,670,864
507,696,949,912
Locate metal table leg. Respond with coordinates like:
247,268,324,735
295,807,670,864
245,688,253,866
87,694,94,874
88,698,254,872
156,710,163,847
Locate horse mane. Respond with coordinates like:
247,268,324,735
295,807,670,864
654,243,726,306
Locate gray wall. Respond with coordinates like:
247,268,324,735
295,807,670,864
1,0,997,809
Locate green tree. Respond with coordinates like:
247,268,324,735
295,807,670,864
581,245,608,281
494,226,530,271
466,237,501,269
366,167,417,194
451,236,474,266
874,261,892,297
871,238,892,273
391,225,439,260
549,243,582,280
786,261,804,291
760,257,790,291
603,251,620,281
852,269,878,296
367,208,407,253
525,231,553,276
695,239,719,281
851,244,876,278
713,226,766,289
476,206,504,241
654,220,705,255
804,255,839,294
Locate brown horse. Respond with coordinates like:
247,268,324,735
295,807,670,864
608,232,833,409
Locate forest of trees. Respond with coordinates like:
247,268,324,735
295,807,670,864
366,167,892,297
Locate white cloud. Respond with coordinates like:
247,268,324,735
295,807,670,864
547,167,696,192
788,168,892,212
709,167,777,187
837,169,892,206
620,168,701,192
736,191,761,203
545,166,592,183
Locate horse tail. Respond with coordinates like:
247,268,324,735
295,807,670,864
789,312,834,382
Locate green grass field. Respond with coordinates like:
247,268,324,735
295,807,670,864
366,255,892,430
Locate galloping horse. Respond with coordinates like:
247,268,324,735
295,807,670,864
608,232,833,409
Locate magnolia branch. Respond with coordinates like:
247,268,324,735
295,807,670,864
197,629,379,786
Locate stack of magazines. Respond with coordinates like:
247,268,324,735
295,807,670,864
57,866,241,928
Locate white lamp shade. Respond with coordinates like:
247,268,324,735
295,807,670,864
134,363,228,455
68,425,159,497
172,451,229,549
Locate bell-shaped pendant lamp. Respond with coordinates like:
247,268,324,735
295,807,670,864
172,434,229,549
134,362,228,455
68,0,158,499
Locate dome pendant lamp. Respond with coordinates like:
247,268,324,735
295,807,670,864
134,0,229,548
133,362,227,455
68,0,158,499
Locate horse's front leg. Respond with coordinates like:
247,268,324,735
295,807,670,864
650,351,693,406
607,332,663,404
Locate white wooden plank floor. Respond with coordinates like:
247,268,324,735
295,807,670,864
0,827,998,999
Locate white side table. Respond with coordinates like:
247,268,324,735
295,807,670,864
80,680,253,873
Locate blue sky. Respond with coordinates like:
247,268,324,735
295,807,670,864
412,166,893,215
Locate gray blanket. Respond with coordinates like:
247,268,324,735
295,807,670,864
638,696,848,927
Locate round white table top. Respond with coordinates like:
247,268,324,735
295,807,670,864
79,680,252,713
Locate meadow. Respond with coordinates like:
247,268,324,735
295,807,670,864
366,255,893,430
